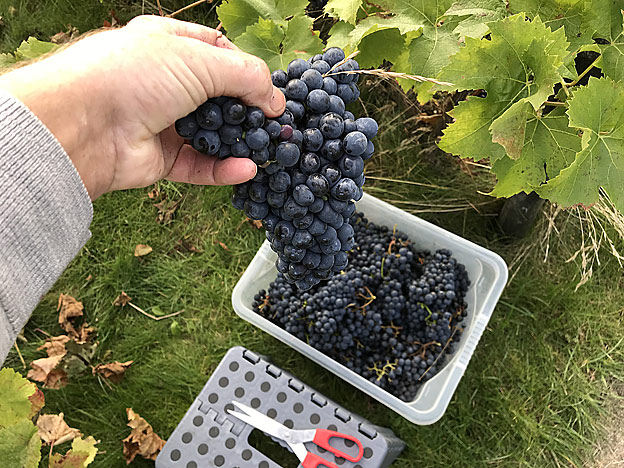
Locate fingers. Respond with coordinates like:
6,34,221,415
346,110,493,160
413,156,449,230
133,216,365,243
165,144,257,185
126,15,224,45
175,36,286,117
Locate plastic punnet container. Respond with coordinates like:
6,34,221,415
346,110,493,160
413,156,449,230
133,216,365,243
232,192,508,425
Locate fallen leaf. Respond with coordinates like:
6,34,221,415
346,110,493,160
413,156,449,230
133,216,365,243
218,241,229,251
28,388,45,418
147,185,160,199
245,218,263,229
153,198,181,225
36,413,82,446
57,294,84,334
49,436,98,468
122,408,166,464
113,292,132,307
37,336,70,358
134,244,152,257
174,237,201,254
92,361,133,384
27,355,68,389
50,25,79,44
69,323,95,344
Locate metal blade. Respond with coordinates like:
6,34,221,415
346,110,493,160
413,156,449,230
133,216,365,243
227,401,290,442
289,443,308,462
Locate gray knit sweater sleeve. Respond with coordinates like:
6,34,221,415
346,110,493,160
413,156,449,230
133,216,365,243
0,91,93,364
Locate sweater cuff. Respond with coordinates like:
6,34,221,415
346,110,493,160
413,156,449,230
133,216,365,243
0,90,93,363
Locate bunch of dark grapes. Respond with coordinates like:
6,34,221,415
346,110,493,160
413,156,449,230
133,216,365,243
175,48,376,291
306,0,329,18
251,212,470,402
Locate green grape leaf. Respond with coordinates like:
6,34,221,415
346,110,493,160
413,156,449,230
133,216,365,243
490,108,581,197
324,0,363,25
539,77,624,211
445,0,507,38
0,37,58,69
50,436,98,468
582,0,622,40
356,28,406,68
216,0,308,39
0,420,42,468
348,15,424,45
438,14,568,160
0,368,40,429
438,95,507,161
589,6,624,81
326,21,356,50
489,99,532,160
508,0,591,53
234,16,323,71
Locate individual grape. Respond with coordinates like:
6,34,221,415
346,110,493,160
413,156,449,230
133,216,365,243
308,197,325,214
251,148,270,165
302,251,322,269
320,164,341,187
293,213,314,229
285,79,309,101
176,113,200,139
323,47,346,66
301,69,323,90
343,119,357,134
288,129,303,148
277,109,295,126
274,221,296,242
337,83,355,103
290,169,308,187
343,131,368,156
302,129,324,152
218,144,231,160
356,117,379,139
362,140,375,160
311,59,331,74
287,58,310,79
193,129,221,155
283,197,308,218
328,95,346,115
223,99,247,125
286,100,306,122
322,77,338,95
244,200,269,220
319,113,344,139
196,102,223,130
245,106,265,128
306,89,331,113
300,152,321,174
219,124,243,145
320,139,343,161
284,244,306,262
280,125,294,141
339,155,365,179
269,171,291,193
264,120,282,139
267,190,288,208
293,184,316,206
276,142,301,167
305,113,323,129
231,140,250,158
306,173,330,197
246,128,270,150
292,230,314,249
331,178,358,201
271,69,289,87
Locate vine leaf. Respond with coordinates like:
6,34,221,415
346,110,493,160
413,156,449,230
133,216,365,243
234,16,323,71
445,0,507,38
489,108,581,197
216,0,308,39
122,408,166,464
0,368,42,429
438,14,568,161
27,354,68,389
92,360,133,384
57,294,84,334
36,413,82,447
326,21,356,50
585,4,624,81
0,37,58,68
0,420,42,468
539,77,624,211
323,0,363,25
49,436,98,468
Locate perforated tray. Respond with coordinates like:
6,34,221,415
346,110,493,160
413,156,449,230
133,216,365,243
156,347,405,468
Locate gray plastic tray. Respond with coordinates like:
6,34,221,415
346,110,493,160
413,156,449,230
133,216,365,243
156,346,405,468
232,192,508,425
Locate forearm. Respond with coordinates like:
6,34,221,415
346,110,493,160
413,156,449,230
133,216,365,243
0,91,93,364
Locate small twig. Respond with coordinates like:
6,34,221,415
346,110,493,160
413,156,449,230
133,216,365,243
156,0,164,16
216,22,223,31
127,302,184,321
324,66,454,87
167,0,210,18
544,100,567,107
565,54,602,87
13,343,26,369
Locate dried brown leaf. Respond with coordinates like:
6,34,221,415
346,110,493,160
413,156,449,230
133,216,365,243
122,408,166,464
37,413,82,446
28,387,45,418
37,335,70,358
134,244,152,257
246,218,263,229
153,198,181,225
92,360,133,384
113,292,132,307
57,294,84,334
50,25,79,44
218,241,229,251
69,323,95,344
27,354,68,389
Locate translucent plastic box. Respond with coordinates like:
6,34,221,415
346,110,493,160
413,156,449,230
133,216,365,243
232,192,508,425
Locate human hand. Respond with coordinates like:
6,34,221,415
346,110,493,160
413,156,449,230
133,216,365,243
0,16,286,200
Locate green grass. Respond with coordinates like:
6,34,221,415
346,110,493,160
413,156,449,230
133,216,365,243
1,2,624,467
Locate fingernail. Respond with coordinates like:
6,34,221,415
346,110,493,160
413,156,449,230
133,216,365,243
270,87,285,114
